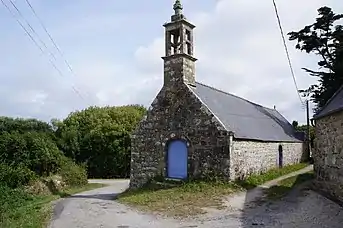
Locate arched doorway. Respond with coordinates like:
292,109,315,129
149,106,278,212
278,145,283,168
167,140,188,179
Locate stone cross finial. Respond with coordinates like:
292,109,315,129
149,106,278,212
173,0,183,15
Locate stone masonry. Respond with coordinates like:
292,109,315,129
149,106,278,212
313,110,343,204
130,1,232,188
230,141,304,180
130,1,305,188
130,82,230,188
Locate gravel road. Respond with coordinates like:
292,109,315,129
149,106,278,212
48,180,195,228
49,171,343,228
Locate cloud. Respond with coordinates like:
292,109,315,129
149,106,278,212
0,0,342,124
134,0,342,123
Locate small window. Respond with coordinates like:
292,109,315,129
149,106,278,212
186,42,192,55
169,29,181,55
186,30,191,41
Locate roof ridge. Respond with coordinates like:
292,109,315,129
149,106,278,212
195,81,273,110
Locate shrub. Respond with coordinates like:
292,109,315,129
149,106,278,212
42,175,67,194
0,131,64,177
58,157,88,187
55,105,146,178
0,116,54,135
24,179,50,195
0,184,34,216
0,163,37,188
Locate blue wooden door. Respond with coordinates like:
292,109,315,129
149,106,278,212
167,140,188,179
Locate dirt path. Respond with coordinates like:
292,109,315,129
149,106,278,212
49,167,343,228
48,180,193,228
197,165,343,227
223,165,314,211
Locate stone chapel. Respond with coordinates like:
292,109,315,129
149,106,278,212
130,0,305,188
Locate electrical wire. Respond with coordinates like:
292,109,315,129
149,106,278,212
1,0,88,104
272,0,305,107
24,0,79,80
1,0,44,53
8,0,57,62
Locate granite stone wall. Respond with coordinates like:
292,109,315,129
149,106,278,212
130,81,230,188
229,140,305,180
163,54,196,87
313,111,343,204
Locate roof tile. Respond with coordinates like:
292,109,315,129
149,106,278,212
190,82,302,142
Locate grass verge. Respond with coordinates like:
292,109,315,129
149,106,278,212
236,163,309,189
0,183,106,228
118,163,310,217
118,181,241,217
264,171,314,200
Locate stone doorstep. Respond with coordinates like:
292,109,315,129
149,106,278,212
155,182,179,186
164,178,183,182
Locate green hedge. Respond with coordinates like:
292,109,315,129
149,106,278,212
0,105,146,182
0,163,37,188
0,131,63,177
0,117,88,190
0,184,35,218
58,157,88,187
55,105,146,178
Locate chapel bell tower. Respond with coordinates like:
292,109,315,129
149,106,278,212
162,0,197,87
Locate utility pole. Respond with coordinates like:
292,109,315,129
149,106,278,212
306,99,311,161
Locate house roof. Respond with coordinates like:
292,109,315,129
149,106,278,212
313,85,343,120
190,82,302,142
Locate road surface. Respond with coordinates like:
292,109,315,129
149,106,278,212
49,168,343,228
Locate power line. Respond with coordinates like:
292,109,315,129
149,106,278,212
1,0,88,104
8,0,57,62
1,0,44,53
272,0,305,107
24,0,79,80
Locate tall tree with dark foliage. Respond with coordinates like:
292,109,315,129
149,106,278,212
288,6,343,112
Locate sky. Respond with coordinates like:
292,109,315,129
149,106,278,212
0,0,342,124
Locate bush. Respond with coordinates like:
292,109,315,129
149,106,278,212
0,116,54,135
24,179,50,195
0,116,88,193
0,163,37,188
55,105,146,178
0,131,64,177
0,184,34,216
58,157,88,187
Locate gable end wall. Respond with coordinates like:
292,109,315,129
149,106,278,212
314,110,343,203
230,140,305,180
130,83,230,188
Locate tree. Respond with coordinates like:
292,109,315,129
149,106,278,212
0,131,64,177
0,117,88,188
292,121,316,146
55,105,147,178
0,116,54,134
288,6,343,112
292,120,299,128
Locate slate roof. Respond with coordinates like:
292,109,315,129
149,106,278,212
190,82,303,142
313,85,343,120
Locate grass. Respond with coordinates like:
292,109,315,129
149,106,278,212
236,162,309,189
264,171,314,200
0,183,106,228
118,163,310,217
118,181,241,217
